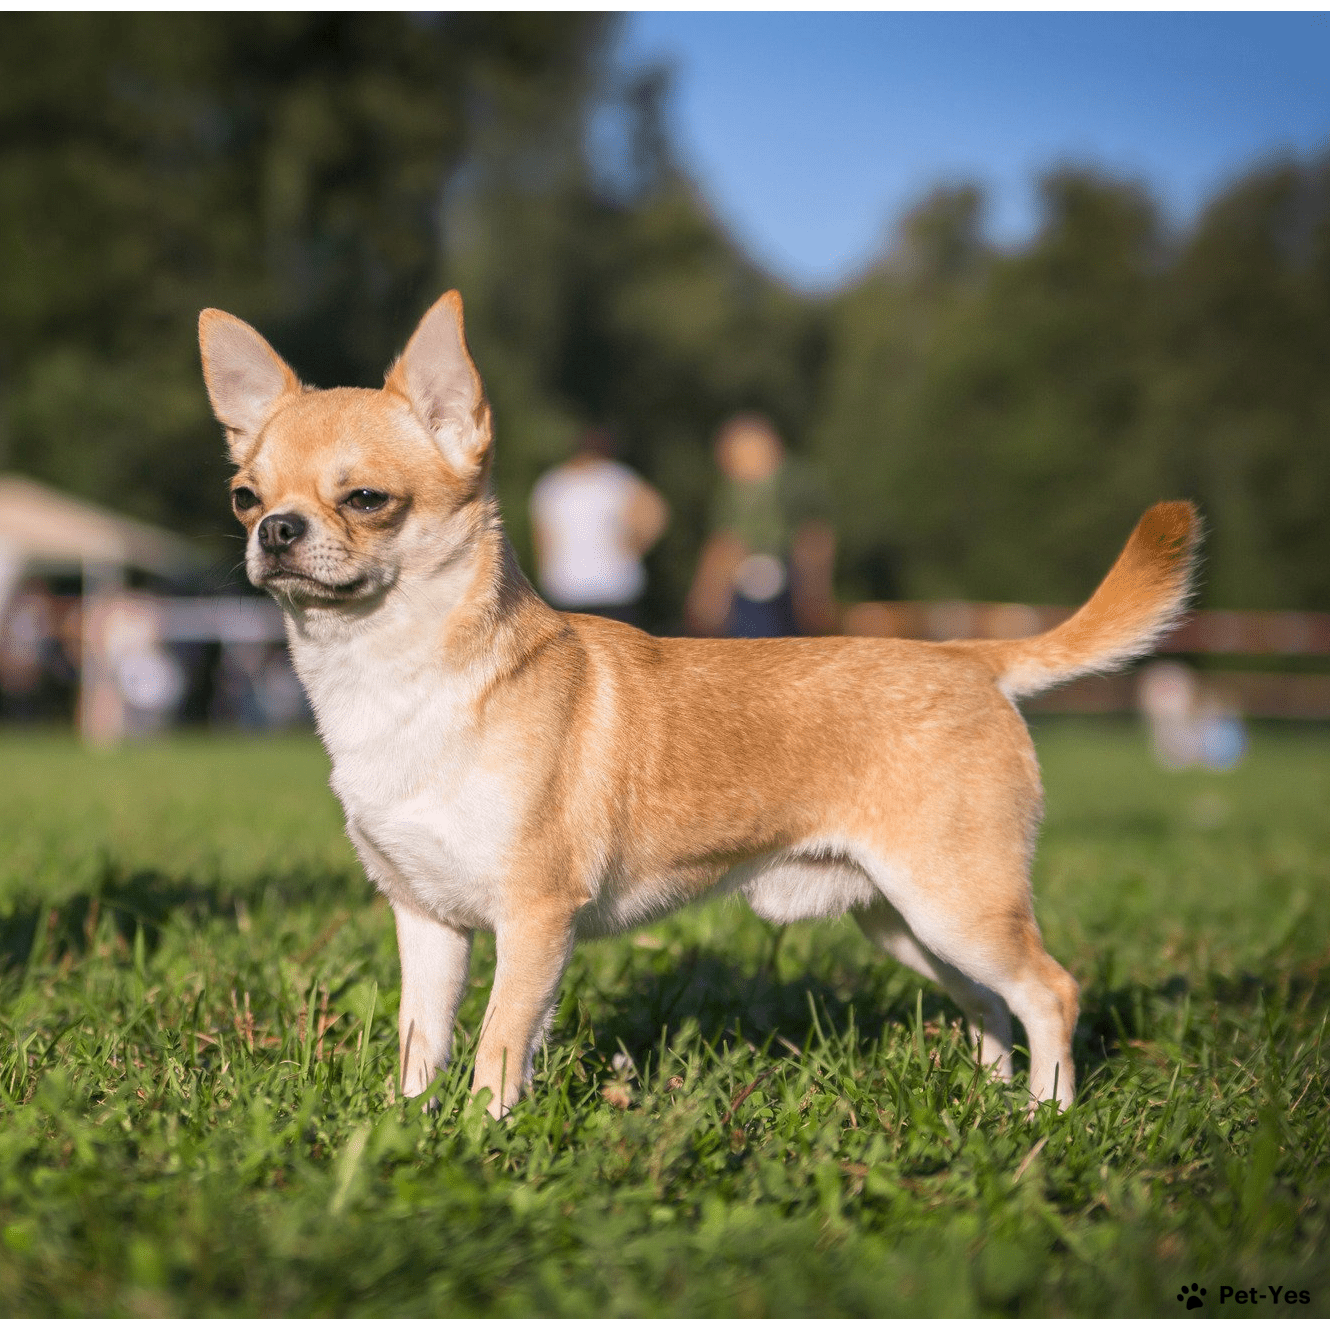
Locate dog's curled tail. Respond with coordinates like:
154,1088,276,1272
968,502,1202,701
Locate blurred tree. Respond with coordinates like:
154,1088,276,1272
813,185,992,603
0,13,610,559
817,162,1330,610
0,13,823,626
898,171,1169,603
820,173,1171,604
0,13,1324,617
1148,157,1330,610
448,57,827,624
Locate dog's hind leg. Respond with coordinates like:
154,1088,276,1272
869,868,1078,1111
853,898,1014,1081
990,928,1080,1112
394,901,473,1100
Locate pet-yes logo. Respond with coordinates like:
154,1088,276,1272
1177,1282,1312,1312
1177,1283,1206,1310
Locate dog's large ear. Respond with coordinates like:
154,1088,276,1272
198,310,301,462
385,291,492,474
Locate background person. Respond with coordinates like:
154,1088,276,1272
530,428,670,627
0,578,78,722
684,414,837,638
1136,660,1247,771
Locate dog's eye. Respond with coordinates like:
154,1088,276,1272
344,489,390,512
232,487,260,513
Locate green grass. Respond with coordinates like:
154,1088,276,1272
1,721,1327,1315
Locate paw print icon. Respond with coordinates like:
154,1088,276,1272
1178,1283,1207,1310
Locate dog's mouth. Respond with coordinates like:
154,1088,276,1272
257,564,376,605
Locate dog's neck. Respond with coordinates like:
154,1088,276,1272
279,498,563,750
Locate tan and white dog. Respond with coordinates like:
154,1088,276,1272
199,292,1199,1118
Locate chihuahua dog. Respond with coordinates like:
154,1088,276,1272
200,292,1199,1117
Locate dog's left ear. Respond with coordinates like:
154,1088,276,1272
386,291,493,475
198,309,302,463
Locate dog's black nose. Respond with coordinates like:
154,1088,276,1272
258,511,308,552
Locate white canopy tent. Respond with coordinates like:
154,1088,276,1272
0,472,203,610
0,474,288,741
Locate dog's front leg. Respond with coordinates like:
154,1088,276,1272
393,900,473,1100
472,901,576,1118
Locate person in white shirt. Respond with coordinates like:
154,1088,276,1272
530,428,669,627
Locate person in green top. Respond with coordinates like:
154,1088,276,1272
685,414,838,638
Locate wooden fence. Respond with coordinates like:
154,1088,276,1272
842,603,1330,719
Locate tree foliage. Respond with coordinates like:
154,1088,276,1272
0,15,1325,614
0,14,613,548
817,163,1330,610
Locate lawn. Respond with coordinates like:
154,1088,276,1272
1,720,1326,1315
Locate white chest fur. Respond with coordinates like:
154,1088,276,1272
287,612,517,931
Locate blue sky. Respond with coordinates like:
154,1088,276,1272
612,12,1330,291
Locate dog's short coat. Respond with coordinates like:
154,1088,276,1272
199,292,1200,1117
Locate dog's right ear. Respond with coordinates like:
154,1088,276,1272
385,291,492,476
198,309,301,462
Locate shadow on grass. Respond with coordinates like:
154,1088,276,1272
579,942,968,1074
0,861,372,975
582,941,1330,1091
10,857,1324,1098
1076,964,1329,1073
